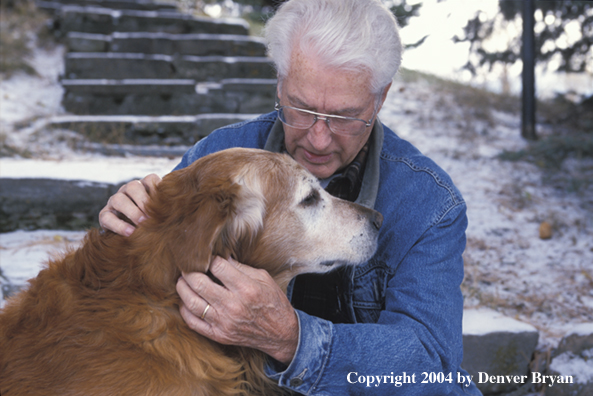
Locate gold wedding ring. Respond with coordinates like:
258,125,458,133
201,303,211,320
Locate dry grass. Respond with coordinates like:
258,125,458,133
462,243,593,330
47,122,129,145
0,0,53,77
397,68,521,124
0,129,32,158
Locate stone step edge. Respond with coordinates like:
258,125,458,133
36,0,177,12
66,30,267,56
74,142,191,157
46,113,260,126
53,4,250,33
67,31,267,45
44,113,260,147
60,78,278,94
65,52,272,62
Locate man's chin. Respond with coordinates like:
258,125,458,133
292,150,338,179
304,163,338,180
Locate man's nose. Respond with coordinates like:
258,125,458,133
307,117,333,150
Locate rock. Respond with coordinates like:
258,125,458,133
554,323,593,357
545,349,593,396
545,324,593,396
462,308,539,395
0,178,124,232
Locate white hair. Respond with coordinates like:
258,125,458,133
264,0,402,94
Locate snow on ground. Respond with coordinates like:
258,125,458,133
384,76,593,348
1,45,592,352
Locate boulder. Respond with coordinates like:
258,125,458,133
462,308,539,395
545,324,593,396
0,178,123,232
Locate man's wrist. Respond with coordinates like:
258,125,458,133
264,309,299,365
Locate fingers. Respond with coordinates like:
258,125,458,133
177,273,221,338
98,174,162,236
177,273,218,315
176,258,299,364
209,256,270,292
141,173,162,195
98,209,136,237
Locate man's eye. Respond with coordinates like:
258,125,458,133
301,190,319,207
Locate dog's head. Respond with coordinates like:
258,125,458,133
141,148,382,290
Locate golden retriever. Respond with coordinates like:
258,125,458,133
0,148,382,396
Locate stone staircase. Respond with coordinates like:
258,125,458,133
1,0,277,232
38,0,277,148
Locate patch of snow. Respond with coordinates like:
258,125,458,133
566,323,593,337
550,349,593,384
0,45,65,126
0,230,86,308
0,157,180,184
462,308,537,335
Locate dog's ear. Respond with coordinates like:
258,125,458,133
147,166,265,274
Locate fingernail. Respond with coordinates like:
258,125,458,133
124,226,135,237
138,216,147,223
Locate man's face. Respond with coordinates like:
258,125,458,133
278,50,389,180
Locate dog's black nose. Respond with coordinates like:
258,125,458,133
373,212,383,230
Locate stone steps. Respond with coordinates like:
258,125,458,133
46,4,250,36
61,78,276,115
64,52,275,80
2,0,277,234
67,32,267,57
37,0,177,12
47,113,259,145
48,0,277,118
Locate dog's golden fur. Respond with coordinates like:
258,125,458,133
0,148,381,396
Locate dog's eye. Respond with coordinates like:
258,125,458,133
300,190,320,207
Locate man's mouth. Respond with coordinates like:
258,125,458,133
303,149,332,164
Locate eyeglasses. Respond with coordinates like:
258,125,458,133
274,103,374,136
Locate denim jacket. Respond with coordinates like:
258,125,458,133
174,112,482,396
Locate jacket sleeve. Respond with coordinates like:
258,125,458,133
266,203,482,396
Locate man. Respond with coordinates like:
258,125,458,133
100,0,482,394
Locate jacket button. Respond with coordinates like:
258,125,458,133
290,378,304,387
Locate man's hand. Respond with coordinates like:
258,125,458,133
177,257,299,366
98,173,161,236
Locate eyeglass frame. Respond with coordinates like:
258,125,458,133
274,101,378,137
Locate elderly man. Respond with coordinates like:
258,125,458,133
100,0,482,394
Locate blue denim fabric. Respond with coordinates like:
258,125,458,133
174,112,482,396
